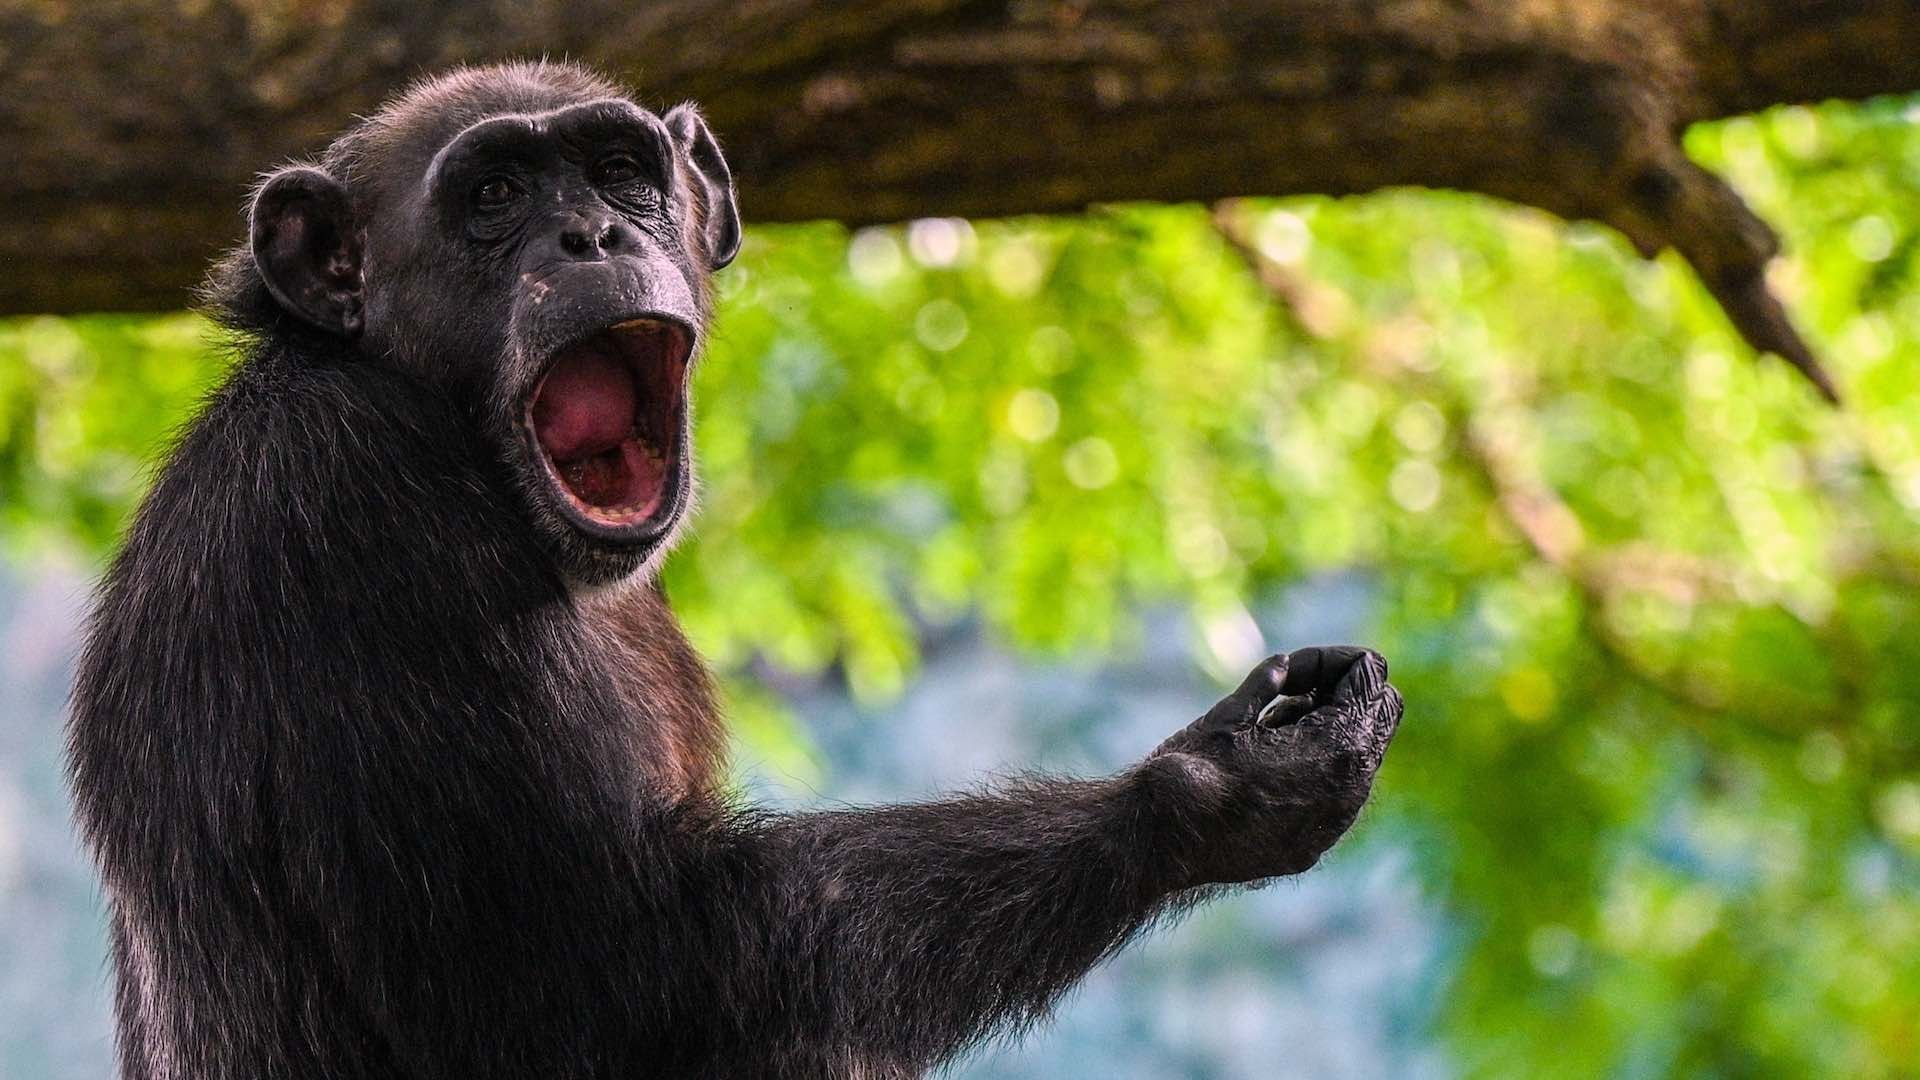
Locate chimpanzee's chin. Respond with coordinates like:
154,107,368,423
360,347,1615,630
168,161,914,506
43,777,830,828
563,539,653,589
526,465,689,586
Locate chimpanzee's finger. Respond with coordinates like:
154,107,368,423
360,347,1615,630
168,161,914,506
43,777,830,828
1289,650,1395,744
1378,683,1406,741
1197,653,1290,732
1330,649,1390,702
1279,646,1368,696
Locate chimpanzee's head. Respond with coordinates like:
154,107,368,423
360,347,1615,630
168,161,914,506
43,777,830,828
216,62,740,585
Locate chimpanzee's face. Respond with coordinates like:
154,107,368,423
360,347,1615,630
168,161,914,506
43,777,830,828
247,93,740,585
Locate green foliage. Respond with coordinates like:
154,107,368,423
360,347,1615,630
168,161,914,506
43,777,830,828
7,96,1920,1074
0,315,215,554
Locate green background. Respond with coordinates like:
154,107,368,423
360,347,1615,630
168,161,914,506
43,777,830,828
4,96,1918,1076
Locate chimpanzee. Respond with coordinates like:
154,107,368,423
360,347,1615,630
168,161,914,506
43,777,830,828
66,61,1404,1079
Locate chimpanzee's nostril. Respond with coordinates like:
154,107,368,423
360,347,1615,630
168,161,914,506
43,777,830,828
559,220,620,259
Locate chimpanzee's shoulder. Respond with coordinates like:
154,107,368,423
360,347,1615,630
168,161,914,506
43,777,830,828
205,349,463,454
132,348,525,574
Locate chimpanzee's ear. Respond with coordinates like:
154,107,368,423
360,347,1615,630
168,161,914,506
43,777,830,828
664,104,742,271
250,166,365,338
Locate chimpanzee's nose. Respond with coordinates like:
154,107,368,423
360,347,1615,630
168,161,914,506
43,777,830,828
557,214,626,260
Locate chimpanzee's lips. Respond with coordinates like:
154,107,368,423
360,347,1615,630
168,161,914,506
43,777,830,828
526,318,690,536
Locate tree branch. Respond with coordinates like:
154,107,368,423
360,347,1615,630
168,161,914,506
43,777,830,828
3,0,1918,396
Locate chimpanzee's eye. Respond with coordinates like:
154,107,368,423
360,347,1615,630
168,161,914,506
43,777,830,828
473,175,525,210
591,155,643,188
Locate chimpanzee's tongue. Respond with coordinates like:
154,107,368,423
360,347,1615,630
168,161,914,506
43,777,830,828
531,350,636,463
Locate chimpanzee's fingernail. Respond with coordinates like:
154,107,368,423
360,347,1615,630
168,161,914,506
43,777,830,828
1257,694,1315,727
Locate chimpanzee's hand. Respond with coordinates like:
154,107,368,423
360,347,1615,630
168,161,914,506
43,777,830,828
1136,647,1403,889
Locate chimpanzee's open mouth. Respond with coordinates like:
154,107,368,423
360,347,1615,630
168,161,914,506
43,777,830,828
526,317,691,536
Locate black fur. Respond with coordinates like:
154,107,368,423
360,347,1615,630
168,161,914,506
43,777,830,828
67,61,1404,1079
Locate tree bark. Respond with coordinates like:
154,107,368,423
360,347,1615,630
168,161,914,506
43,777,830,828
4,1,1918,392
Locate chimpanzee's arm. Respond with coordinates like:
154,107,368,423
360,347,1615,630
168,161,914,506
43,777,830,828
764,777,1173,1073
749,646,1403,1073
